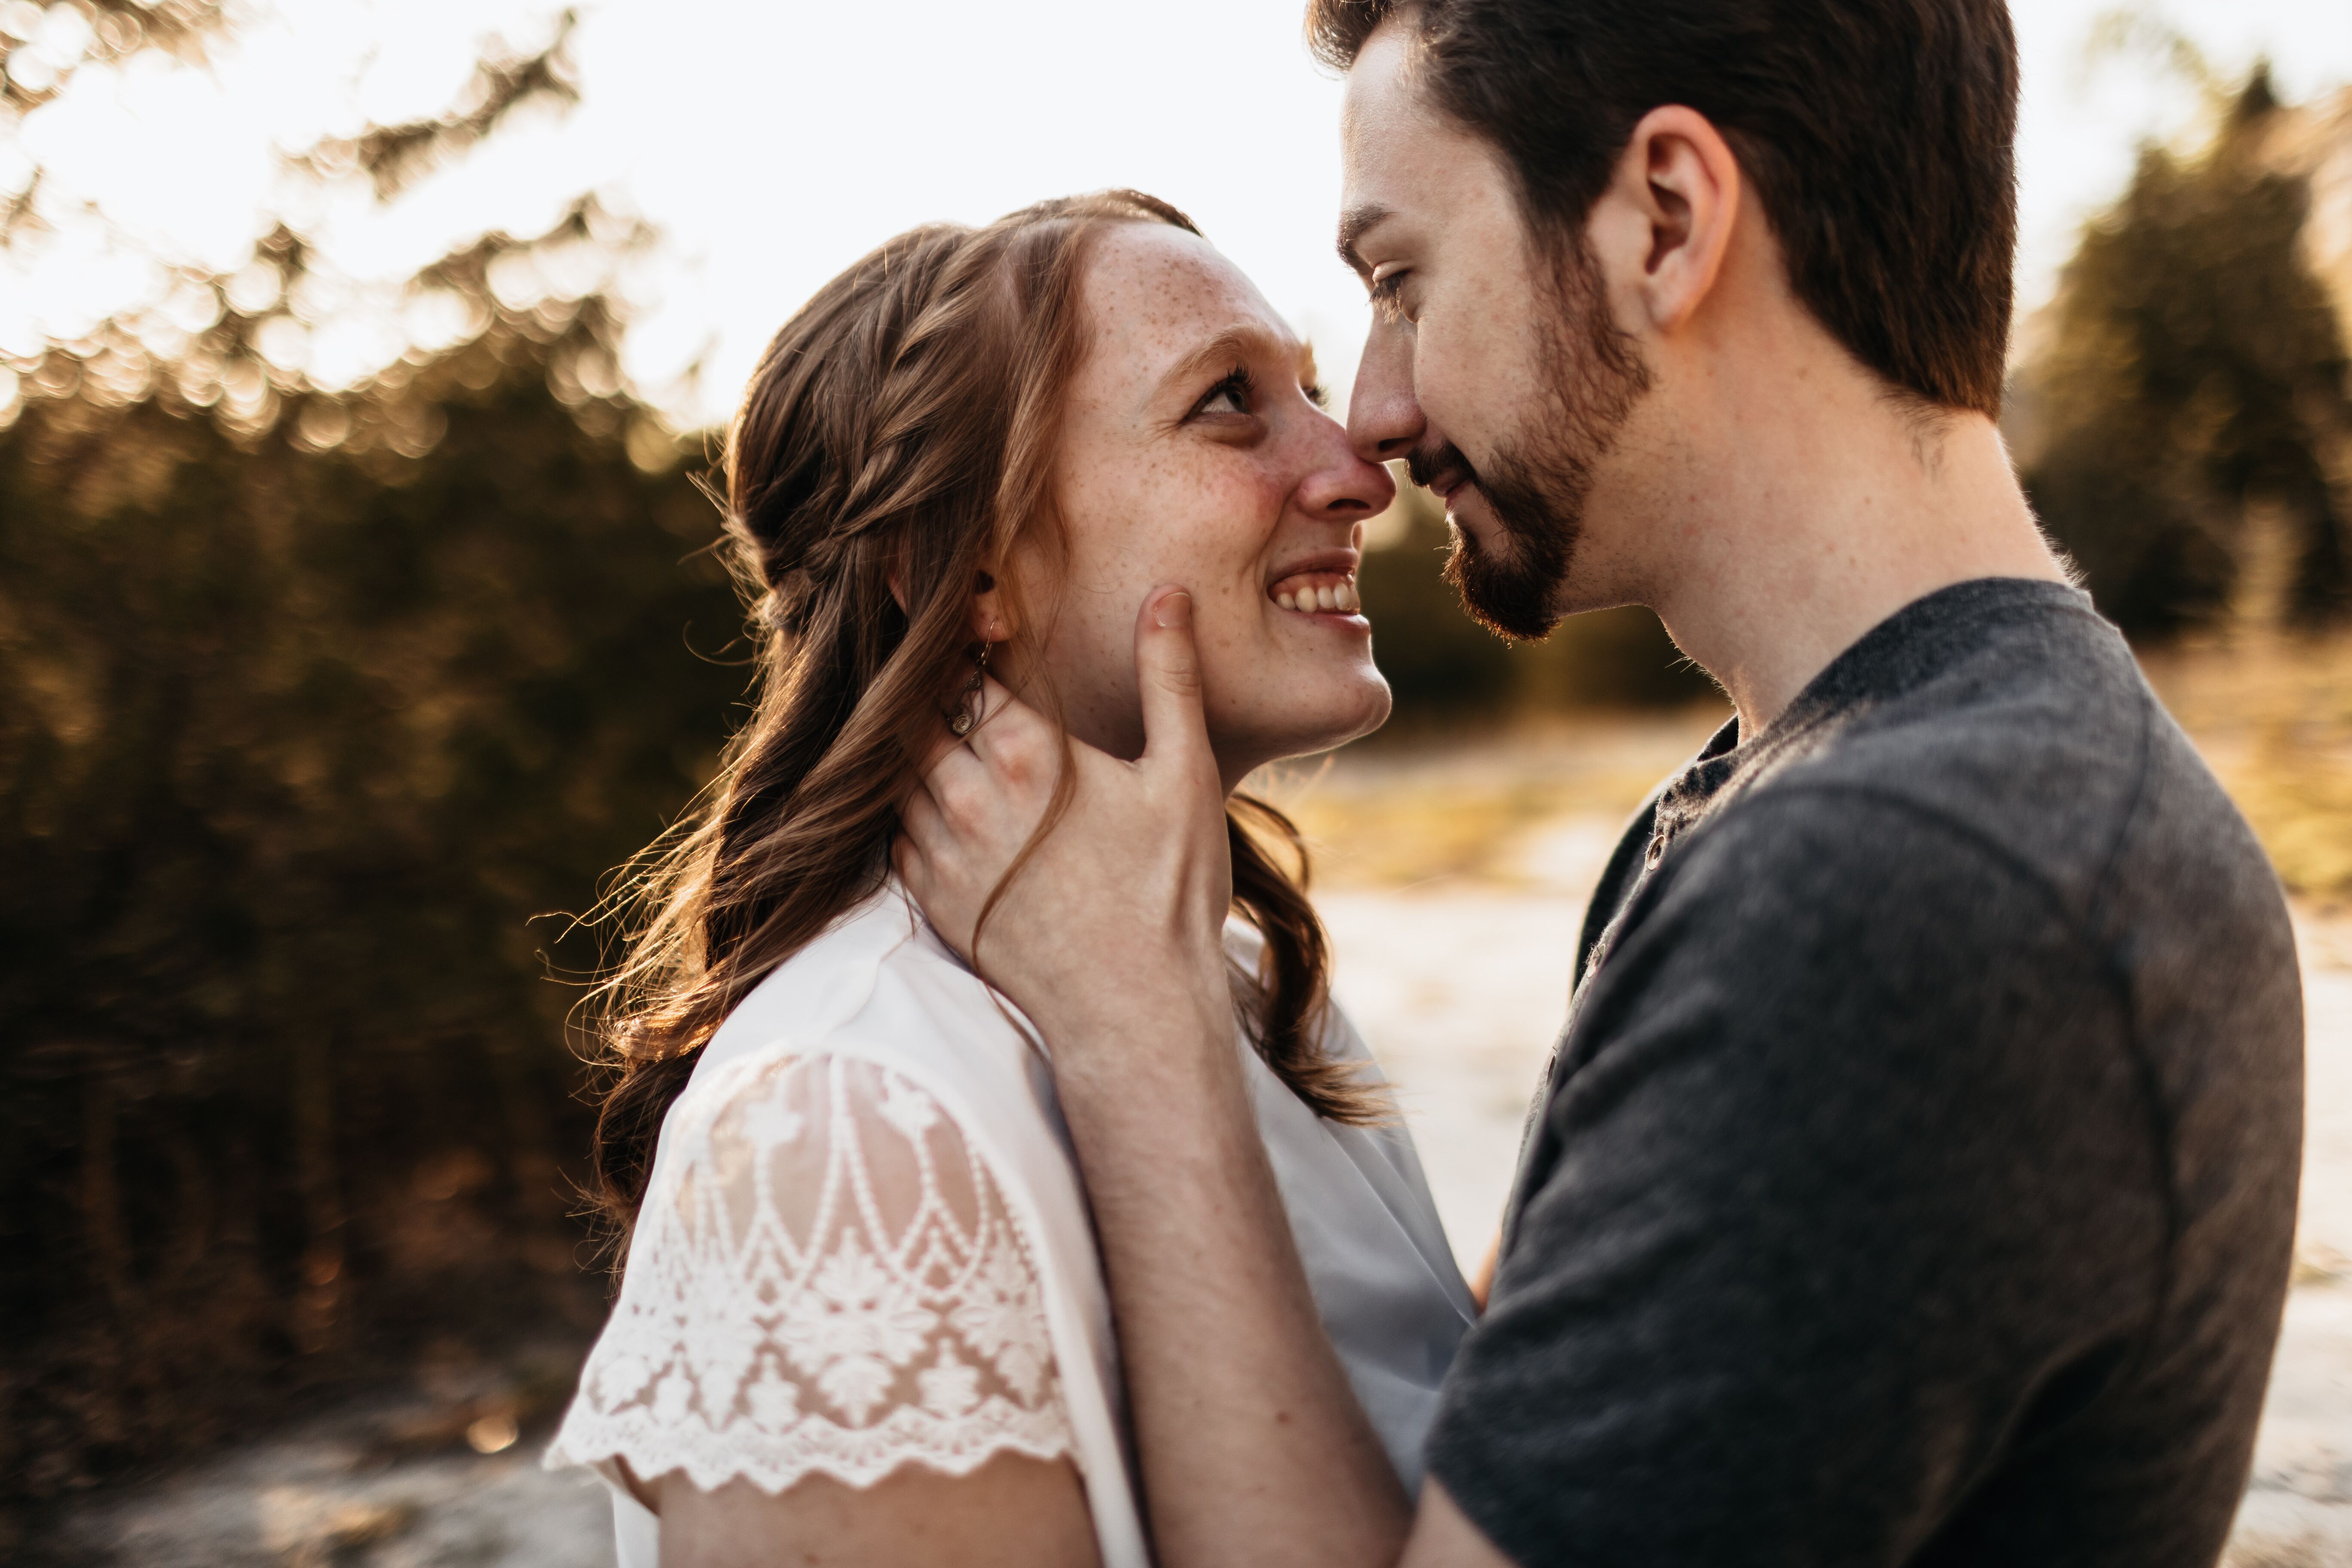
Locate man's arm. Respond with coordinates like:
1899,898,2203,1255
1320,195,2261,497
897,589,1507,1568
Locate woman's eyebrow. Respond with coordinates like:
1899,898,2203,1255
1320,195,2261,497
1155,325,1302,402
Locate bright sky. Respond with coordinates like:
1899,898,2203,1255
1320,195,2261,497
5,0,2352,426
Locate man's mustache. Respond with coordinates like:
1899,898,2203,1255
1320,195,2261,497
1405,441,1473,495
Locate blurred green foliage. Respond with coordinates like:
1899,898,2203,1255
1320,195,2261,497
0,214,744,1501
1357,479,1716,722
2016,70,2352,637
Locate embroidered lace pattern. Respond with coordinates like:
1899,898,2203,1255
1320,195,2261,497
547,1052,1074,1494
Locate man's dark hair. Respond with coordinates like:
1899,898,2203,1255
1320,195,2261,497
1309,0,2019,416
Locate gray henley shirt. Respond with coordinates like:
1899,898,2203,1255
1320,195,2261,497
1425,578,2304,1566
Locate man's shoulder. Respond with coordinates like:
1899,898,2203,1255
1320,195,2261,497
1638,600,2300,1173
1723,595,2266,934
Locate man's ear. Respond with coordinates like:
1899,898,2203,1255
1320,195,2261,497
1586,104,1743,337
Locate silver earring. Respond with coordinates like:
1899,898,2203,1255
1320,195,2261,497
948,641,990,737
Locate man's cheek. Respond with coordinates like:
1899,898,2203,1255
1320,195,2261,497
1417,336,1486,440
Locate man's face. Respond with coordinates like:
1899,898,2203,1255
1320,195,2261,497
1338,24,1651,639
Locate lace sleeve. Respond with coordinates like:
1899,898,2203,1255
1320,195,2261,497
548,1052,1074,1495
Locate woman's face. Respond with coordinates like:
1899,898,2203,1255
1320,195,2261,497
1004,224,1396,788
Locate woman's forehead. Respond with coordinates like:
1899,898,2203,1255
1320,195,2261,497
1080,224,1305,392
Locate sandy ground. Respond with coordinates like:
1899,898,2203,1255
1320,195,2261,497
2233,919,2352,1566
44,1414,618,1568
44,726,2352,1565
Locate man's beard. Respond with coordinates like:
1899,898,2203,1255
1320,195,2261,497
1409,242,1652,641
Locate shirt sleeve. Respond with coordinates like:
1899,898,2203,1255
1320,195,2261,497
547,1051,1074,1496
1425,788,2167,1564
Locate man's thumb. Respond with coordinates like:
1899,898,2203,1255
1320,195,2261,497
1135,587,1210,768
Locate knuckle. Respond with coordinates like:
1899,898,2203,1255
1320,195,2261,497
1001,735,1048,788
934,774,976,826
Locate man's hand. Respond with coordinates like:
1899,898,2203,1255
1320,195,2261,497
896,585,1233,1045
894,585,1506,1568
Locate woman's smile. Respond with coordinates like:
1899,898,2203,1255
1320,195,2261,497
1268,545,1366,618
1274,575,1363,616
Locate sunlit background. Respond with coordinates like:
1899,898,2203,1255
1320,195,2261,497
6,3,2352,1564
5,0,2352,421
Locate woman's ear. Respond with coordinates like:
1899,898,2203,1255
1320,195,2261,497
971,568,1014,645
886,565,1010,639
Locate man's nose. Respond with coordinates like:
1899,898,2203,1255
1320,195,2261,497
1346,319,1424,466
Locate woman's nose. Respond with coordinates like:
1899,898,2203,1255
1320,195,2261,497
1297,421,1397,523
1346,319,1424,465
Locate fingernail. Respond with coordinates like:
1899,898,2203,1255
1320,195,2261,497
1153,590,1192,630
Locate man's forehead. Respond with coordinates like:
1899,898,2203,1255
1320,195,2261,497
1341,23,1420,119
1338,28,1456,220
1338,22,1433,163
1338,43,1502,259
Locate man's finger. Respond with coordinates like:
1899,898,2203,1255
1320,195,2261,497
1133,586,1213,774
898,775,950,856
894,793,987,959
910,721,965,781
910,672,1031,781
917,739,994,832
958,675,1052,771
891,832,966,958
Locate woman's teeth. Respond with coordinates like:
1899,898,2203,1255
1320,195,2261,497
1273,576,1361,614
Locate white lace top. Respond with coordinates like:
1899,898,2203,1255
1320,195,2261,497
546,888,1475,1568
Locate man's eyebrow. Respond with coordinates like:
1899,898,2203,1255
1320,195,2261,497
1155,323,1300,401
1336,202,1393,275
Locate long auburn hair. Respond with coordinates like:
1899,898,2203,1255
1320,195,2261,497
589,191,1381,1226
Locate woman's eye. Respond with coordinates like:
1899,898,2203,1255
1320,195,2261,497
1196,371,1253,418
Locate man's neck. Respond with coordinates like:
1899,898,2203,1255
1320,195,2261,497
1627,342,2067,736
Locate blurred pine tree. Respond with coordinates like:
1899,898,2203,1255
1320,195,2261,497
0,13,743,1506
2015,68,2352,638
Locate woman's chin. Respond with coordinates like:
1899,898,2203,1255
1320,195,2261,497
1219,683,1393,775
1340,681,1394,747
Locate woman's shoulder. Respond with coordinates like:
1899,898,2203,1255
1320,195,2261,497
653,888,1083,1261
633,888,1063,1268
546,893,1088,1501
686,887,1032,1104
548,1046,1076,1499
